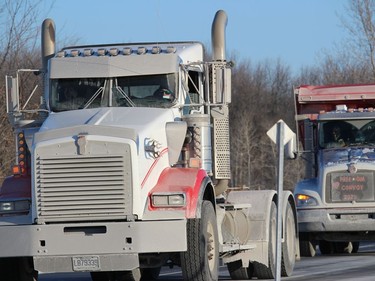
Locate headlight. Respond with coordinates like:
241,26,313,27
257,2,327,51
151,193,186,207
296,194,318,207
0,200,30,213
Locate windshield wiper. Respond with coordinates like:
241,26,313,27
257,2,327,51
83,87,104,109
114,86,136,107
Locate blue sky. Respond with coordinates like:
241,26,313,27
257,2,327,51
41,0,348,74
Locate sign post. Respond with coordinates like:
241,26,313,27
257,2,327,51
267,120,295,281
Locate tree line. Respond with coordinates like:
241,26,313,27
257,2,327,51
0,0,374,191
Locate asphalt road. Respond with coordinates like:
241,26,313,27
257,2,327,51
39,243,375,281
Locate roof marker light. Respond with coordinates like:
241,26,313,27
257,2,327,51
83,49,93,56
56,51,66,58
70,50,80,57
166,46,176,53
109,48,119,56
336,104,347,111
151,46,161,54
137,47,147,55
123,47,132,55
97,48,107,56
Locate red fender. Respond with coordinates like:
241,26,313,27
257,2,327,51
149,167,209,218
0,175,31,199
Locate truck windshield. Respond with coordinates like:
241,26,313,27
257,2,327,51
50,74,177,111
319,119,375,148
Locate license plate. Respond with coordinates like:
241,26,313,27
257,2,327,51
72,256,100,271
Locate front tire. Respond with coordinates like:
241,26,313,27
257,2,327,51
0,257,38,281
181,200,219,281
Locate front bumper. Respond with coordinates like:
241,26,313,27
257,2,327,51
298,207,375,232
0,219,186,272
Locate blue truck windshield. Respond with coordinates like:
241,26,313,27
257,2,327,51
319,119,375,148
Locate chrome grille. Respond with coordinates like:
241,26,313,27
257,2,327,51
35,154,131,223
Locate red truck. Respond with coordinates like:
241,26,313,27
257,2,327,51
294,84,375,256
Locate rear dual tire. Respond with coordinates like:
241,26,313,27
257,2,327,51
253,201,296,279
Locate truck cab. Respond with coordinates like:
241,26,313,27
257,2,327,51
294,84,375,256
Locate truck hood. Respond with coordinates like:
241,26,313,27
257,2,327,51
323,147,375,166
40,107,178,133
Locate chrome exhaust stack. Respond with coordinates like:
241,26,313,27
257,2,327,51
41,18,56,71
210,10,231,195
211,10,228,62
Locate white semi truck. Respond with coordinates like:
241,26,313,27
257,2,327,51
0,10,298,281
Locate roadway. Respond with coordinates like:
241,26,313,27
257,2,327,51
40,242,375,281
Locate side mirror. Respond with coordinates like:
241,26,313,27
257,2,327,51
285,133,297,159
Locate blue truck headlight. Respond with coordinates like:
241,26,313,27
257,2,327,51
296,194,318,207
0,200,30,213
151,193,186,207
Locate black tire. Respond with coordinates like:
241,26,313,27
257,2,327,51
253,202,276,279
19,258,38,281
117,269,141,281
91,269,141,281
0,257,38,281
140,267,161,280
352,242,360,253
333,241,359,254
319,240,334,255
227,260,253,280
299,240,317,257
91,272,113,281
181,200,219,281
333,242,351,254
281,202,296,277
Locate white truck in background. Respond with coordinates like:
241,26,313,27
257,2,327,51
0,10,298,281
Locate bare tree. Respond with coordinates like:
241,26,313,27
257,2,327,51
294,0,375,85
229,56,299,191
341,0,375,79
0,0,48,178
